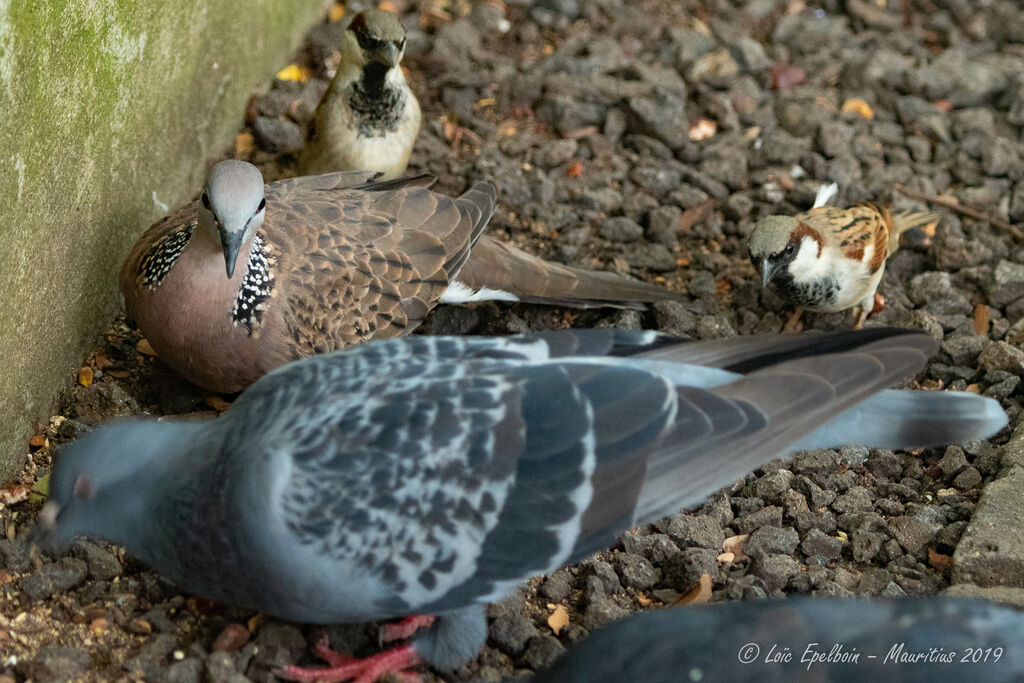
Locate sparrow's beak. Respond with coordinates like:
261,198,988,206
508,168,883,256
376,41,400,68
219,227,246,279
760,258,777,288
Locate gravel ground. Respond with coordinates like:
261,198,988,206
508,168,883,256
4,0,1024,680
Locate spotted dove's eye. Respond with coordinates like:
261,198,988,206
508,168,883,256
201,193,211,210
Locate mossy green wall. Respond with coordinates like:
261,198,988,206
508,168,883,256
0,0,324,482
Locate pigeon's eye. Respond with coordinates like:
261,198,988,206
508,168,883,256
73,475,94,501
201,193,211,210
257,198,266,212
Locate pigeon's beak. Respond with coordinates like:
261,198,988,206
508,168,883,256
219,227,245,279
760,258,777,288
376,41,400,68
29,500,62,549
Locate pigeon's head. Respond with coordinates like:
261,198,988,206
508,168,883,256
35,419,187,550
747,215,813,289
200,160,267,279
346,9,407,70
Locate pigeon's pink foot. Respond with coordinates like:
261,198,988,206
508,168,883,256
381,615,436,643
275,642,423,683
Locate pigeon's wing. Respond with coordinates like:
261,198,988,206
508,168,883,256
262,181,495,354
533,597,1024,683
226,329,936,616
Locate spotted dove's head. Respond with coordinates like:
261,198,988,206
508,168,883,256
346,9,407,69
201,160,267,278
747,215,802,288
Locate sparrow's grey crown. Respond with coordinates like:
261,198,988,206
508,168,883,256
349,9,407,67
748,215,800,286
201,160,267,277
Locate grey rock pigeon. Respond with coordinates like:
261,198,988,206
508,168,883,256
37,328,1006,681
533,596,1024,682
121,161,681,393
298,9,421,180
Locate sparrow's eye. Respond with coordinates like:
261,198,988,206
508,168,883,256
784,242,796,255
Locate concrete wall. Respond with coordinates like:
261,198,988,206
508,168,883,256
0,1,325,482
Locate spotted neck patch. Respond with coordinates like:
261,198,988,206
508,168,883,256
232,233,276,335
139,221,196,289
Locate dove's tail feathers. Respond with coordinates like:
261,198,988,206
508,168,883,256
440,182,500,280
812,182,839,208
451,235,682,310
631,331,937,525
792,389,1007,451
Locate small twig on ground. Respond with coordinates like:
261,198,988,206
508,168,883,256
894,184,1024,242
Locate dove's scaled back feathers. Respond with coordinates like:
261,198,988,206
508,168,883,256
533,597,1024,683
39,328,1005,673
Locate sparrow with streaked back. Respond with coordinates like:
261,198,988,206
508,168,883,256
749,199,938,327
298,9,421,179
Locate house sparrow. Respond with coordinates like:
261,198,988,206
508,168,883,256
748,193,938,328
298,9,421,179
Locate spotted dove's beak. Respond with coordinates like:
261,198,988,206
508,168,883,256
760,258,777,288
220,227,245,279
376,41,400,68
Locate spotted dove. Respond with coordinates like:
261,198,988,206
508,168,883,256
121,160,681,392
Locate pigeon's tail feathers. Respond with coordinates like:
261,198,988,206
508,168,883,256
637,327,932,373
632,333,936,523
455,235,682,310
792,389,1007,451
812,182,839,208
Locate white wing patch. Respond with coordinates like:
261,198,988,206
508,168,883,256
812,183,839,208
440,280,520,304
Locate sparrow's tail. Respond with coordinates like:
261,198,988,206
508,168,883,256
446,235,682,309
888,209,940,251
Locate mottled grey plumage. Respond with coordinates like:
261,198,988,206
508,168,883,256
534,597,1024,683
122,161,682,393
39,328,1005,678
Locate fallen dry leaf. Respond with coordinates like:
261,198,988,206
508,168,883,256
717,551,735,564
934,99,953,113
547,604,569,635
841,98,875,119
974,304,990,335
28,435,46,450
276,64,312,83
94,351,114,370
328,3,346,21
90,617,109,631
722,533,749,561
204,394,233,413
770,64,806,90
0,485,29,506
928,548,953,573
966,383,981,394
247,613,268,634
78,365,94,387
688,118,717,141
235,132,255,159
213,623,251,652
678,199,717,233
129,618,153,635
674,573,713,606
566,161,583,178
137,339,157,356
